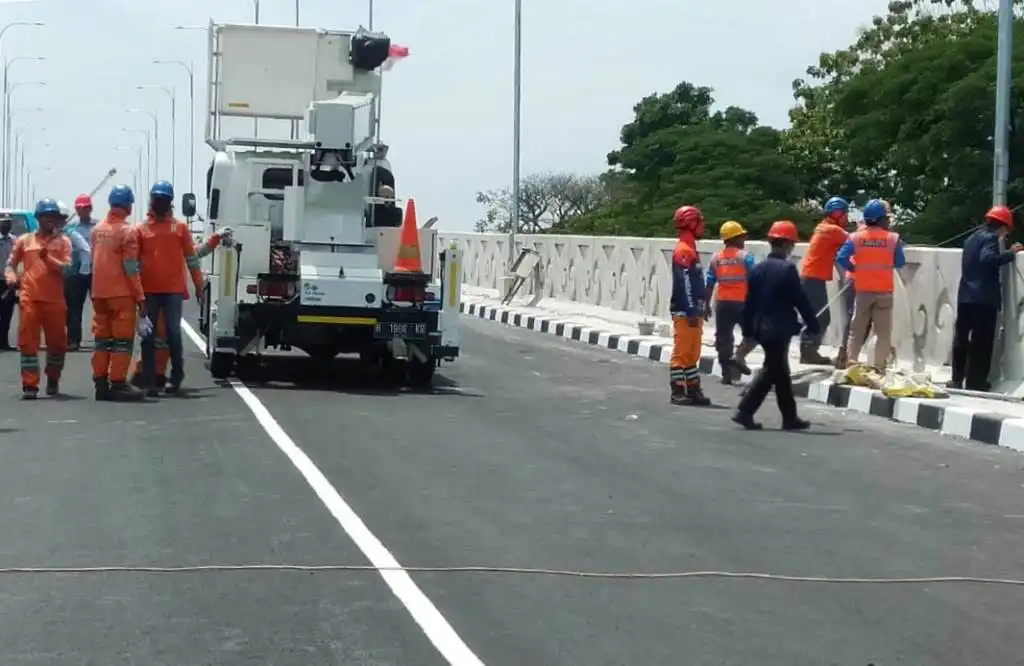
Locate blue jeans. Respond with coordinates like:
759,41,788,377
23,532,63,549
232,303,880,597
141,293,185,385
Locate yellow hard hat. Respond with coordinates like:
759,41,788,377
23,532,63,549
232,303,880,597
719,220,746,241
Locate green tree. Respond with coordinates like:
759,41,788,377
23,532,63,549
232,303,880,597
569,82,815,238
786,0,1024,242
474,171,608,233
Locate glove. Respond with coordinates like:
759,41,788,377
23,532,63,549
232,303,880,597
137,314,154,338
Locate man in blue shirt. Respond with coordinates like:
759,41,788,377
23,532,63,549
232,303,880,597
64,194,97,350
0,215,16,350
950,205,1022,391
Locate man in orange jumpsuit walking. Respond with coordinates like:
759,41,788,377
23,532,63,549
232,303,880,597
669,205,711,406
136,180,205,395
91,184,148,401
798,196,850,366
129,228,229,389
3,199,72,399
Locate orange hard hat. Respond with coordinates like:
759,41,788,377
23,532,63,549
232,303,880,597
767,220,800,242
985,205,1013,228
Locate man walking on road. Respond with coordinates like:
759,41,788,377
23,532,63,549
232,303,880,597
0,216,16,350
3,199,72,399
949,205,1023,391
137,180,205,396
64,194,98,351
733,221,818,431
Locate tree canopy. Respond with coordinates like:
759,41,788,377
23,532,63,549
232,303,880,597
475,0,1024,243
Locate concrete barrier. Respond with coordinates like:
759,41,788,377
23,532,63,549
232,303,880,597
438,231,1024,392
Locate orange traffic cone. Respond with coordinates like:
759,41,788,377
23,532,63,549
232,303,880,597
393,198,423,273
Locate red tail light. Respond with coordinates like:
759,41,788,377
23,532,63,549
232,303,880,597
391,286,426,302
258,281,295,299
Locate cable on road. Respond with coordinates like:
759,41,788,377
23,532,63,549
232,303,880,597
2,564,1024,587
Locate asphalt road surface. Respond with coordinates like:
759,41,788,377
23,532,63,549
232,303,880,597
1,307,1024,665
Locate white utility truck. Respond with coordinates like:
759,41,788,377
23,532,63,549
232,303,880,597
186,21,461,385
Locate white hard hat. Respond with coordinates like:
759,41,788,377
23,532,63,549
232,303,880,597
57,201,70,218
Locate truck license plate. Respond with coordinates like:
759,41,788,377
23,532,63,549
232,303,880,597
375,321,427,339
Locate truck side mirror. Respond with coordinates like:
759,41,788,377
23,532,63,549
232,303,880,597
181,193,197,218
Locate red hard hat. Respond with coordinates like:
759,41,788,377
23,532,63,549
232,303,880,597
985,205,1013,228
767,220,800,242
74,193,92,208
673,205,703,230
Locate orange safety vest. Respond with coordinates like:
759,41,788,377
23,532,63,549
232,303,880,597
849,227,898,293
711,247,749,302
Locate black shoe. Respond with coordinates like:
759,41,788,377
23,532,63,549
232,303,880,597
45,378,59,396
109,381,145,401
946,379,963,390
782,418,811,431
154,375,167,388
67,342,80,352
95,377,110,400
164,382,180,395
21,386,37,400
732,412,763,430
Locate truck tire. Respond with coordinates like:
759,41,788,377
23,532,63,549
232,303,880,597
407,358,436,387
210,352,234,379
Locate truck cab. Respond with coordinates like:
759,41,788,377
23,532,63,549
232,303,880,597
190,21,461,385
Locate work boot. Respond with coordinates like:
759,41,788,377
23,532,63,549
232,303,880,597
800,343,832,366
155,375,167,388
782,417,811,431
164,381,181,395
731,411,763,430
94,377,110,400
670,383,688,405
21,386,37,400
946,379,963,390
45,377,59,397
682,381,712,407
130,373,144,389
108,381,145,401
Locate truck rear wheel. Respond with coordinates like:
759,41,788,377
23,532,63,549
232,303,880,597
209,352,235,379
407,358,436,387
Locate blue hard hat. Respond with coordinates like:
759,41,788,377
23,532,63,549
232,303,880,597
862,199,888,222
34,198,60,216
824,196,848,213
108,184,135,208
150,180,174,199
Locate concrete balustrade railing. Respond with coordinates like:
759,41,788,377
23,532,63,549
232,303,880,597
439,232,1024,389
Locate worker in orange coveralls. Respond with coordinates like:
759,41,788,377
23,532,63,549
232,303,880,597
129,226,231,389
668,205,711,406
135,180,205,396
90,184,148,401
3,198,72,399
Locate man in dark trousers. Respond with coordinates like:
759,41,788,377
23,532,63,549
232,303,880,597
0,215,16,350
949,205,1022,391
732,220,819,431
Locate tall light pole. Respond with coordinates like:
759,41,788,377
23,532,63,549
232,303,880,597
2,56,44,204
4,80,43,206
508,0,522,273
121,128,152,186
0,22,42,202
994,0,1018,388
253,0,260,136
138,85,176,186
14,125,44,206
127,108,159,182
116,145,145,205
154,59,195,195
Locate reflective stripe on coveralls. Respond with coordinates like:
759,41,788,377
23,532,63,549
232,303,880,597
669,237,704,390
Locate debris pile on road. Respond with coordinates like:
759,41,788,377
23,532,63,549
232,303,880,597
838,363,949,399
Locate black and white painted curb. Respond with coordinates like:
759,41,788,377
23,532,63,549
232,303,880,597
460,300,1024,451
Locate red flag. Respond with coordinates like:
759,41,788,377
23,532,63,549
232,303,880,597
382,44,409,71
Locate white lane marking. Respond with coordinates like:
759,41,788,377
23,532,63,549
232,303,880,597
180,320,485,665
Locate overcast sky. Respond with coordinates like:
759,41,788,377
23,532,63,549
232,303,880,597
2,0,891,229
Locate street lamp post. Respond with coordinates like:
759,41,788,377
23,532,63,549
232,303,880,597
128,109,159,182
993,0,1019,388
121,128,152,186
0,22,43,201
508,0,522,274
2,56,44,203
154,60,195,195
138,85,176,186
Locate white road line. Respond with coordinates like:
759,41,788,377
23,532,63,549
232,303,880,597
180,320,485,666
